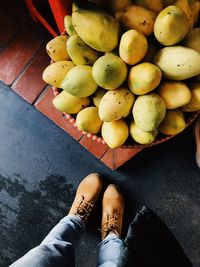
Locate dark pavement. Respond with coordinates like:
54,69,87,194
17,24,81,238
0,81,200,267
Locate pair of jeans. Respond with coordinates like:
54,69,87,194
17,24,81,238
10,215,123,267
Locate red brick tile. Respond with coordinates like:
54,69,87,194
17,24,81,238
35,87,83,141
11,46,50,104
79,135,109,159
101,147,144,170
100,149,114,169
0,19,50,85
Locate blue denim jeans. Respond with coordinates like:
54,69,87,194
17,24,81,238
10,215,123,267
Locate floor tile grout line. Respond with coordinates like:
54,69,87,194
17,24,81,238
10,42,47,88
32,84,49,106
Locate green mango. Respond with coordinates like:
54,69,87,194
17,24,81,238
92,54,127,90
132,93,166,131
66,34,100,66
61,66,98,97
64,15,77,36
72,9,121,52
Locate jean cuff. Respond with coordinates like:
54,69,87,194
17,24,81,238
98,233,121,246
60,214,86,231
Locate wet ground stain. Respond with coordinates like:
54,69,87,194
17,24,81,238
0,174,74,266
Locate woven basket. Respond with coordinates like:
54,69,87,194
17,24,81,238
52,85,200,149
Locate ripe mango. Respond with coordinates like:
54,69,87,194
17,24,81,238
189,0,200,25
64,15,77,36
101,120,129,148
61,66,98,97
174,0,194,29
99,88,135,122
154,5,189,46
42,61,75,88
108,0,132,14
133,93,166,131
159,110,186,135
92,54,127,90
72,9,120,52
128,63,162,95
52,90,90,114
182,28,200,53
46,35,70,62
66,35,100,66
134,0,163,14
154,46,200,80
158,81,191,109
182,83,200,112
115,5,156,36
76,107,102,134
92,88,107,107
130,121,158,145
119,30,148,65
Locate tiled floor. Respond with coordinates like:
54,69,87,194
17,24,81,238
0,0,150,169
1,1,200,267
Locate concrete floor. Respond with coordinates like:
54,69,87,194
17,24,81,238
0,81,200,267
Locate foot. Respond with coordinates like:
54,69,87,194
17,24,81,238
101,184,124,240
68,173,102,222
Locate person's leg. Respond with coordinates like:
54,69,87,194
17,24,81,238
10,173,102,267
10,214,85,267
98,233,123,267
97,184,124,267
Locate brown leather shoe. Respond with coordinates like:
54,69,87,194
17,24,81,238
68,173,102,222
101,184,124,240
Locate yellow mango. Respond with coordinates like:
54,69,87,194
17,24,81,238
132,93,166,131
76,107,103,134
182,28,200,53
174,0,194,29
42,61,75,88
130,121,158,145
128,63,162,95
159,110,186,135
154,46,200,80
189,0,200,25
182,83,200,112
108,0,132,14
99,88,135,122
92,88,107,107
154,5,189,46
52,91,90,114
61,66,98,97
115,5,156,36
72,9,121,52
64,15,77,36
119,30,148,65
92,54,127,90
102,120,129,148
46,35,70,62
66,34,100,66
134,0,163,14
158,81,191,109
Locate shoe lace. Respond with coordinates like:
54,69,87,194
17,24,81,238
75,195,94,221
101,211,120,237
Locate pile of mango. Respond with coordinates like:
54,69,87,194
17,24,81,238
42,0,200,148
